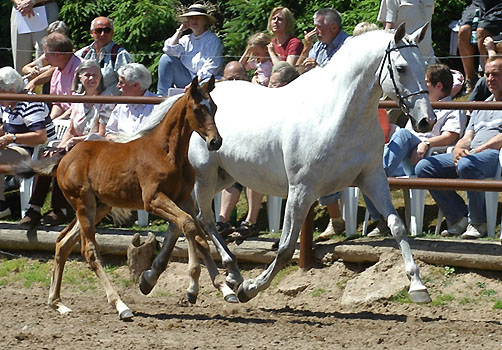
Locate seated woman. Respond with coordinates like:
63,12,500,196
0,67,55,219
266,7,303,66
157,3,223,96
20,60,113,228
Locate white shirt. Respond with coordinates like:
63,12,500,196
163,30,223,82
105,90,157,136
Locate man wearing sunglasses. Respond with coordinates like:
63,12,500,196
75,16,133,95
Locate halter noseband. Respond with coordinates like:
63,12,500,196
378,42,429,116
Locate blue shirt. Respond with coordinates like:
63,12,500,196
308,29,351,67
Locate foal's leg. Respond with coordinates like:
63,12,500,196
139,222,181,295
238,187,314,302
48,218,81,314
146,193,236,303
74,199,133,319
358,170,431,303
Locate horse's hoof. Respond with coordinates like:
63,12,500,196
237,285,252,303
409,289,432,303
139,271,155,295
50,301,72,315
186,292,197,304
224,294,239,303
119,309,134,321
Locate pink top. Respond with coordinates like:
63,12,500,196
50,54,82,112
272,37,303,61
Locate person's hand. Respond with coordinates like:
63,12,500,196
178,22,189,33
299,58,318,73
26,65,41,79
411,141,429,164
267,42,276,56
0,135,13,150
16,0,35,18
484,36,495,51
453,147,470,165
303,29,317,49
24,79,37,92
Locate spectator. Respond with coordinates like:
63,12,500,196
106,63,157,139
22,20,70,93
353,21,379,36
42,32,82,120
297,8,351,73
416,56,502,239
0,67,55,219
458,1,502,93
268,61,300,88
266,7,304,66
157,3,223,96
10,0,59,74
365,64,466,237
240,33,273,86
75,16,133,95
469,34,502,101
20,60,113,228
221,61,247,81
378,0,435,65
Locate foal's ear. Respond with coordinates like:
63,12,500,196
394,23,406,43
189,76,202,100
203,75,216,94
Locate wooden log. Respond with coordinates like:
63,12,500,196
0,225,295,264
314,238,502,271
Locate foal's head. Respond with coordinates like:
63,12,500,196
186,76,222,151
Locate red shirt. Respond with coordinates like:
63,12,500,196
272,37,303,61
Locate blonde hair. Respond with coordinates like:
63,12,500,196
353,22,379,36
267,7,295,36
247,32,271,49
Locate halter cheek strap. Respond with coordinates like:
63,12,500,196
378,42,429,116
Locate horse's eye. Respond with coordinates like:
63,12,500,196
396,65,407,73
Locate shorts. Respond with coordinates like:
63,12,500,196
318,191,342,206
459,4,502,35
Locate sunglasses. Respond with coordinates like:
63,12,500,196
94,27,112,34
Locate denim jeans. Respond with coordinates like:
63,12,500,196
157,54,193,96
415,150,500,225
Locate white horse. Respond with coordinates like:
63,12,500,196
140,24,435,303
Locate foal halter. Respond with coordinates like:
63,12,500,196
378,41,429,116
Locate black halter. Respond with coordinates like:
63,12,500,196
378,42,429,116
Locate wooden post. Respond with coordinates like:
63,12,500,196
299,204,315,270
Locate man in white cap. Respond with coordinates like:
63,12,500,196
157,3,223,95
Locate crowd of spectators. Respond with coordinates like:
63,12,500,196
3,1,502,240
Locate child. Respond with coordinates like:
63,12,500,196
239,33,273,86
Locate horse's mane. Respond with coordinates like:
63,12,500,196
114,93,184,143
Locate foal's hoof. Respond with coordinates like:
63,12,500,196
119,309,134,321
224,294,239,303
139,271,155,295
186,292,197,304
237,285,252,303
409,289,432,304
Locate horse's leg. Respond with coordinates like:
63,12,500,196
139,222,181,295
358,169,431,303
75,198,133,319
48,218,80,314
147,193,236,303
237,187,314,302
193,179,244,289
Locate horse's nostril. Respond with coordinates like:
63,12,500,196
209,137,222,150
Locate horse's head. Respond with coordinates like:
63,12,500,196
379,23,436,133
186,76,222,151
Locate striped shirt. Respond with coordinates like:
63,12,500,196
1,100,56,151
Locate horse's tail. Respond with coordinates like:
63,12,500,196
109,207,134,226
13,154,63,179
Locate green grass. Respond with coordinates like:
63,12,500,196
390,288,412,304
311,288,326,298
270,265,299,288
493,300,502,309
431,293,455,306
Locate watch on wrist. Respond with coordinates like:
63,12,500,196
12,134,17,143
424,140,430,148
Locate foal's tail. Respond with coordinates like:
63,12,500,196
13,155,63,179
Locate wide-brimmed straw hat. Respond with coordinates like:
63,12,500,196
178,4,216,25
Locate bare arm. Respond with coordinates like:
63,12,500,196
25,66,55,92
0,129,46,149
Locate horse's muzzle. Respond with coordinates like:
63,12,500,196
416,114,436,133
207,136,222,151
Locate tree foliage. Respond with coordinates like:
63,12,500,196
0,0,474,87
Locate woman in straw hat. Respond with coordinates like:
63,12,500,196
157,2,223,96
